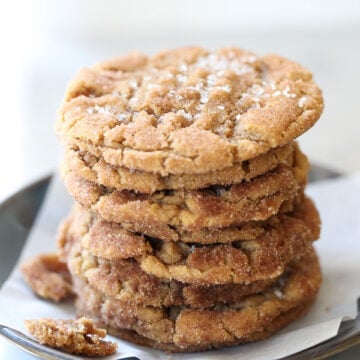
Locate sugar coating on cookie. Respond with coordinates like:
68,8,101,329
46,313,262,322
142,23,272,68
63,142,295,193
57,47,323,176
63,142,308,234
21,253,73,302
25,317,117,356
73,250,321,352
60,196,320,285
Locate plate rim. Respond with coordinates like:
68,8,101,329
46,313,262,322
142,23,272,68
0,175,51,210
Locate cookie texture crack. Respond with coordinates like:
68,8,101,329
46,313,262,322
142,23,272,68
57,47,323,176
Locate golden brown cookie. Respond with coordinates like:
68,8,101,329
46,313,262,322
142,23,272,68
57,47,323,176
57,198,302,249
61,227,278,308
55,210,288,309
62,145,309,233
21,253,73,302
93,300,313,353
74,249,321,352
25,317,117,356
73,262,278,308
99,301,313,352
60,196,320,285
63,142,294,193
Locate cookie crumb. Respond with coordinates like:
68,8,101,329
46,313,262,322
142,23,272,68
25,317,117,356
21,253,73,302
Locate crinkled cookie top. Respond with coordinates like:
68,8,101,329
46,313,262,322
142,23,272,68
57,47,323,176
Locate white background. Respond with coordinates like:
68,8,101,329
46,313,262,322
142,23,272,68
0,0,360,201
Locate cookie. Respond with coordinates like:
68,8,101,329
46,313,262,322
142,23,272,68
73,262,278,309
25,317,117,356
60,196,320,285
56,47,323,176
63,145,308,233
73,249,321,352
59,222,278,307
57,197,298,247
58,211,280,309
21,253,73,302
63,142,294,193
93,301,313,353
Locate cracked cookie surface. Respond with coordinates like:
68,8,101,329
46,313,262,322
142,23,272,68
57,47,323,176
73,249,321,352
21,253,73,302
63,143,308,233
59,196,320,285
63,143,294,193
25,317,117,356
58,217,279,308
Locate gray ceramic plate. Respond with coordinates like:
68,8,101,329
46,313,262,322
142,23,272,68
0,176,49,286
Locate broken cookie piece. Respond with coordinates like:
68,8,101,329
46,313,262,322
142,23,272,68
25,317,117,356
21,253,73,302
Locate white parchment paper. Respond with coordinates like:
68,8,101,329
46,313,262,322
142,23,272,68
1,173,360,360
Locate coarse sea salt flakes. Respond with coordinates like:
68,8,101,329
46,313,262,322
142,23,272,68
217,105,225,110
216,84,232,93
117,113,128,122
206,74,217,86
298,96,308,108
176,74,187,83
88,104,114,115
282,85,297,98
179,64,188,72
196,53,252,76
198,88,209,104
129,97,138,105
250,84,264,96
168,90,176,97
177,110,193,121
245,55,257,63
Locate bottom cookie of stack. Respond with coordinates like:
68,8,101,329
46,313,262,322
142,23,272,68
72,249,321,352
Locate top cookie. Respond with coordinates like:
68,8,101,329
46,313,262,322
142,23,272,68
57,47,323,176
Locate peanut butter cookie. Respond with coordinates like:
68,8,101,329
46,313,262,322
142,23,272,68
63,143,294,193
57,47,323,176
62,144,308,234
73,249,321,352
25,317,117,356
21,253,73,302
60,196,320,285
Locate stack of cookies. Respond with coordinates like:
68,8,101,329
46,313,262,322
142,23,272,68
56,47,323,352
